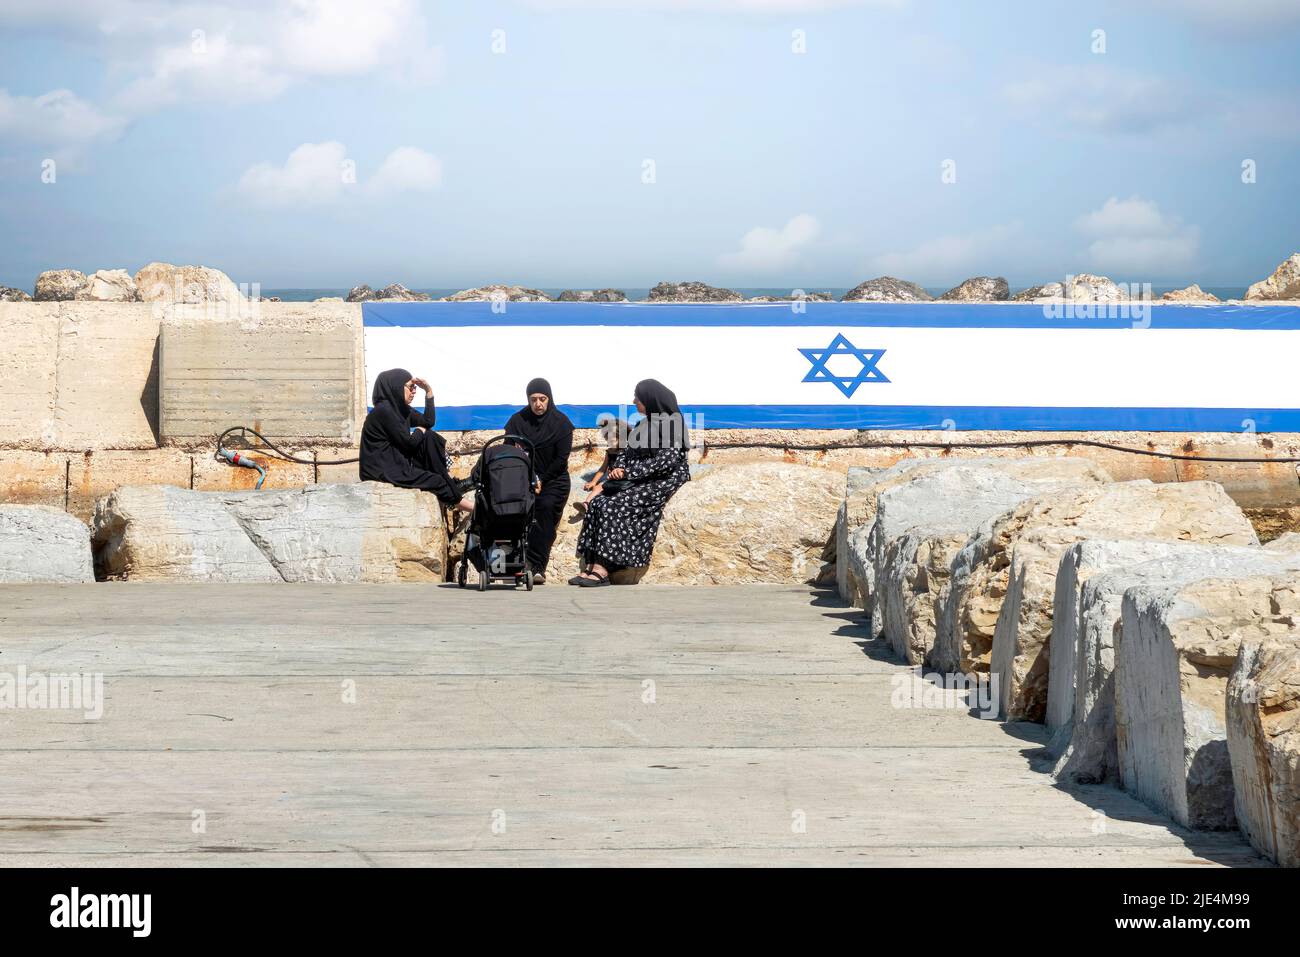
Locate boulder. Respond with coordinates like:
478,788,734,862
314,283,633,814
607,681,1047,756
34,269,88,301
835,467,884,604
0,286,32,302
0,505,94,583
345,285,376,303
841,277,932,302
92,483,446,583
871,464,1104,666
1162,284,1219,303
939,277,1010,302
935,480,1258,710
645,281,742,303
1227,636,1300,866
1245,253,1300,301
134,262,242,305
557,289,628,302
1117,573,1300,829
75,268,138,302
1011,282,1064,302
1064,273,1125,302
838,456,1110,618
545,462,842,584
1048,541,1299,786
747,292,834,302
374,283,431,302
1265,532,1300,552
443,284,552,302
1011,276,1130,303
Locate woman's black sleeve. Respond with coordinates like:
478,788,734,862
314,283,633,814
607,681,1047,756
408,395,436,429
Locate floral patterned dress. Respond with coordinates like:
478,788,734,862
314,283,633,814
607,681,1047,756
576,445,690,569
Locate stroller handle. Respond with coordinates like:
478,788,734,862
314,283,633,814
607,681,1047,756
479,433,539,485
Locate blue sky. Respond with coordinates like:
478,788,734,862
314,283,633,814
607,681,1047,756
1,0,1297,291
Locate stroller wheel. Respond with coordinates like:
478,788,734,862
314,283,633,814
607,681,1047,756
523,565,533,591
477,567,489,591
457,560,467,588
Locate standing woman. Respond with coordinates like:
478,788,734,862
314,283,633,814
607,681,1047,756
572,379,691,587
505,377,574,585
360,368,473,513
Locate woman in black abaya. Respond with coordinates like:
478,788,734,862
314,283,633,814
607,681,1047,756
572,378,691,587
504,377,574,584
360,368,473,513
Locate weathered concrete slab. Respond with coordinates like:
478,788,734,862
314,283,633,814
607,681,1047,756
159,303,360,445
0,302,59,448
53,302,161,449
65,448,192,522
0,583,1264,867
0,450,68,508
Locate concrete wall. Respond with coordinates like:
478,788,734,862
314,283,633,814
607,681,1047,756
3,301,1299,533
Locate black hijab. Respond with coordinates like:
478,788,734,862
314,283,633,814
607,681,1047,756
631,378,689,449
506,377,573,451
372,367,412,416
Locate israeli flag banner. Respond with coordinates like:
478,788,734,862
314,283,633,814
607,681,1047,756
362,301,1300,432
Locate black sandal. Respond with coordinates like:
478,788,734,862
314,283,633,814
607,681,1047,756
575,572,610,587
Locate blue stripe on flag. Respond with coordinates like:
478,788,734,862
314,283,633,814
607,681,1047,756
408,404,1300,432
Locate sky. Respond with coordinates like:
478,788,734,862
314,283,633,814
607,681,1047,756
0,0,1298,292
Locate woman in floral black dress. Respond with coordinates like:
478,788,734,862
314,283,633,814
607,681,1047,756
572,379,691,587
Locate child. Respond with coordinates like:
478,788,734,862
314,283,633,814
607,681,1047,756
575,417,630,514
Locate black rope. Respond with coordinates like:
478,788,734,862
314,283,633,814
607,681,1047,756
218,426,1300,467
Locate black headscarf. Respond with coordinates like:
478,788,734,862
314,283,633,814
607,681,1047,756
372,367,412,416
631,378,689,449
505,377,575,483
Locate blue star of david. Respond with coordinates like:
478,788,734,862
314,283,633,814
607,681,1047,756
799,333,889,397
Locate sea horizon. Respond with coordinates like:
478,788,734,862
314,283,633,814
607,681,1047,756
261,284,1252,302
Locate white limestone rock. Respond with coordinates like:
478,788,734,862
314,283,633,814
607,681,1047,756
75,269,138,302
871,466,1083,665
1245,253,1300,301
134,262,243,305
0,505,94,583
934,480,1258,720
1117,574,1300,830
1048,541,1299,785
92,483,445,582
1227,636,1300,866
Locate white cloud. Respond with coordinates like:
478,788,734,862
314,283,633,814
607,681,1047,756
1004,66,1196,136
367,147,442,195
868,222,1022,279
718,214,820,271
0,0,442,117
1075,196,1199,274
238,141,442,207
0,88,125,145
238,141,352,207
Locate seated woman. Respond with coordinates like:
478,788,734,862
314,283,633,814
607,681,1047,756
359,368,473,513
571,379,691,587
503,377,574,585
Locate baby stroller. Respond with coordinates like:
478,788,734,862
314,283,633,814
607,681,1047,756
457,434,537,591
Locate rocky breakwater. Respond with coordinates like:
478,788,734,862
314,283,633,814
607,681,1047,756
543,461,843,585
932,480,1258,722
92,483,446,583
